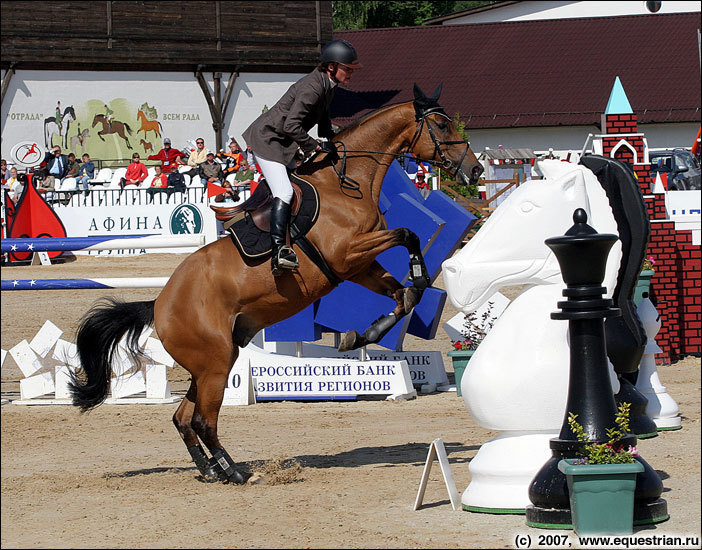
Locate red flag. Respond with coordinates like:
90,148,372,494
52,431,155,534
207,181,228,198
692,126,701,157
8,173,67,261
659,172,668,190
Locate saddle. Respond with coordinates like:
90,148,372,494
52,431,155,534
211,178,304,233
209,174,342,286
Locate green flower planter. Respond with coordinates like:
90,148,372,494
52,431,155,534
558,459,644,535
633,269,655,306
447,349,475,397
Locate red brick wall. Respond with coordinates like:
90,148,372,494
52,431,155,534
646,219,701,364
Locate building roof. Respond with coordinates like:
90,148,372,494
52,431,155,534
331,13,701,130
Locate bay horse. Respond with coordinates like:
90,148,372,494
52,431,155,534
136,109,162,140
92,114,133,149
69,84,482,485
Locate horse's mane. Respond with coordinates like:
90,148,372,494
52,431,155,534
334,101,411,138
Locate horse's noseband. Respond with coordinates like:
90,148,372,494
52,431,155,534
409,109,472,183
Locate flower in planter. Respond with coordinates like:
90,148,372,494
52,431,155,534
567,402,637,465
452,301,497,351
642,256,656,271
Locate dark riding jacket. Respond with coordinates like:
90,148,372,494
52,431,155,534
243,69,335,165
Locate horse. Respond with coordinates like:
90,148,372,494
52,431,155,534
69,84,483,484
70,128,90,155
44,106,76,149
136,109,162,140
140,139,153,153
92,114,133,150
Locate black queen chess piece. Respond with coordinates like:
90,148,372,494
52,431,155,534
525,208,668,529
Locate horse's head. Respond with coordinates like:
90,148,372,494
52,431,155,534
442,162,593,313
64,106,76,121
410,84,483,185
92,114,101,127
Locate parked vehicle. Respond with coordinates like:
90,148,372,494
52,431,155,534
649,149,701,190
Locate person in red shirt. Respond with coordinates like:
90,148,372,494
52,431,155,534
414,167,431,198
146,165,170,203
147,137,183,174
120,152,149,188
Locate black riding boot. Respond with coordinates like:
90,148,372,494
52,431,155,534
270,197,299,276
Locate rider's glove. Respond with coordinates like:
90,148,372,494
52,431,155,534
319,140,339,162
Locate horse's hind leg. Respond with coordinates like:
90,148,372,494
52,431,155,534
172,379,219,482
338,260,423,352
190,355,252,485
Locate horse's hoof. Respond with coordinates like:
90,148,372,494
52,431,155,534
338,330,359,352
226,469,253,485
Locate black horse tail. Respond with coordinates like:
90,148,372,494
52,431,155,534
69,298,155,412
124,122,133,135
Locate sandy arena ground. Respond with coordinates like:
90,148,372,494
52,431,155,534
2,252,700,549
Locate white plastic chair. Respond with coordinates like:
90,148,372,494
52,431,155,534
182,174,191,187
89,167,112,187
147,166,156,177
139,175,154,188
190,174,201,187
108,167,127,189
178,165,191,174
59,177,77,191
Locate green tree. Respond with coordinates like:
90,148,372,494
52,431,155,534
333,1,496,30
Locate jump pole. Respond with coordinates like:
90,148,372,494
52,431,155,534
2,277,170,291
1,234,204,253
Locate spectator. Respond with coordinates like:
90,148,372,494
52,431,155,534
120,152,148,188
199,151,225,186
66,153,81,178
1,159,7,182
41,145,70,193
7,168,24,203
234,159,255,186
219,140,244,176
147,137,183,173
146,165,170,203
185,137,209,176
245,145,256,168
77,153,95,195
214,180,241,203
414,167,431,199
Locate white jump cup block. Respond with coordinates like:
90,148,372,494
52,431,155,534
111,371,146,399
144,337,175,367
29,320,63,358
146,364,171,399
20,372,55,400
53,339,81,368
10,340,43,378
55,365,76,399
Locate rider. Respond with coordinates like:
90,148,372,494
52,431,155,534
104,104,114,131
242,39,361,276
55,101,62,134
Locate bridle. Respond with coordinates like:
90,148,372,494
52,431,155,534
325,107,473,198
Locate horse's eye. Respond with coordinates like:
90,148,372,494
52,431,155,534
437,121,448,131
520,201,536,213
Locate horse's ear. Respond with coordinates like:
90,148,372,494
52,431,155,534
413,83,427,101
430,84,443,102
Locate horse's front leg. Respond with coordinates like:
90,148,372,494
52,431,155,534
336,227,431,352
338,261,422,352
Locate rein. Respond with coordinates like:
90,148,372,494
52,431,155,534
324,110,471,198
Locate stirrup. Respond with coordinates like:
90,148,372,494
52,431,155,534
271,246,298,275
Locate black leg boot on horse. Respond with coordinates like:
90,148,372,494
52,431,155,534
338,229,431,352
270,197,299,276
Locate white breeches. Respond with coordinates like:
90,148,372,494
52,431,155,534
253,153,295,204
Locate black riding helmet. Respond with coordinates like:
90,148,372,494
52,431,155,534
320,39,362,69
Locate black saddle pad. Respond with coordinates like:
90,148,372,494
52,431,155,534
228,175,320,260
